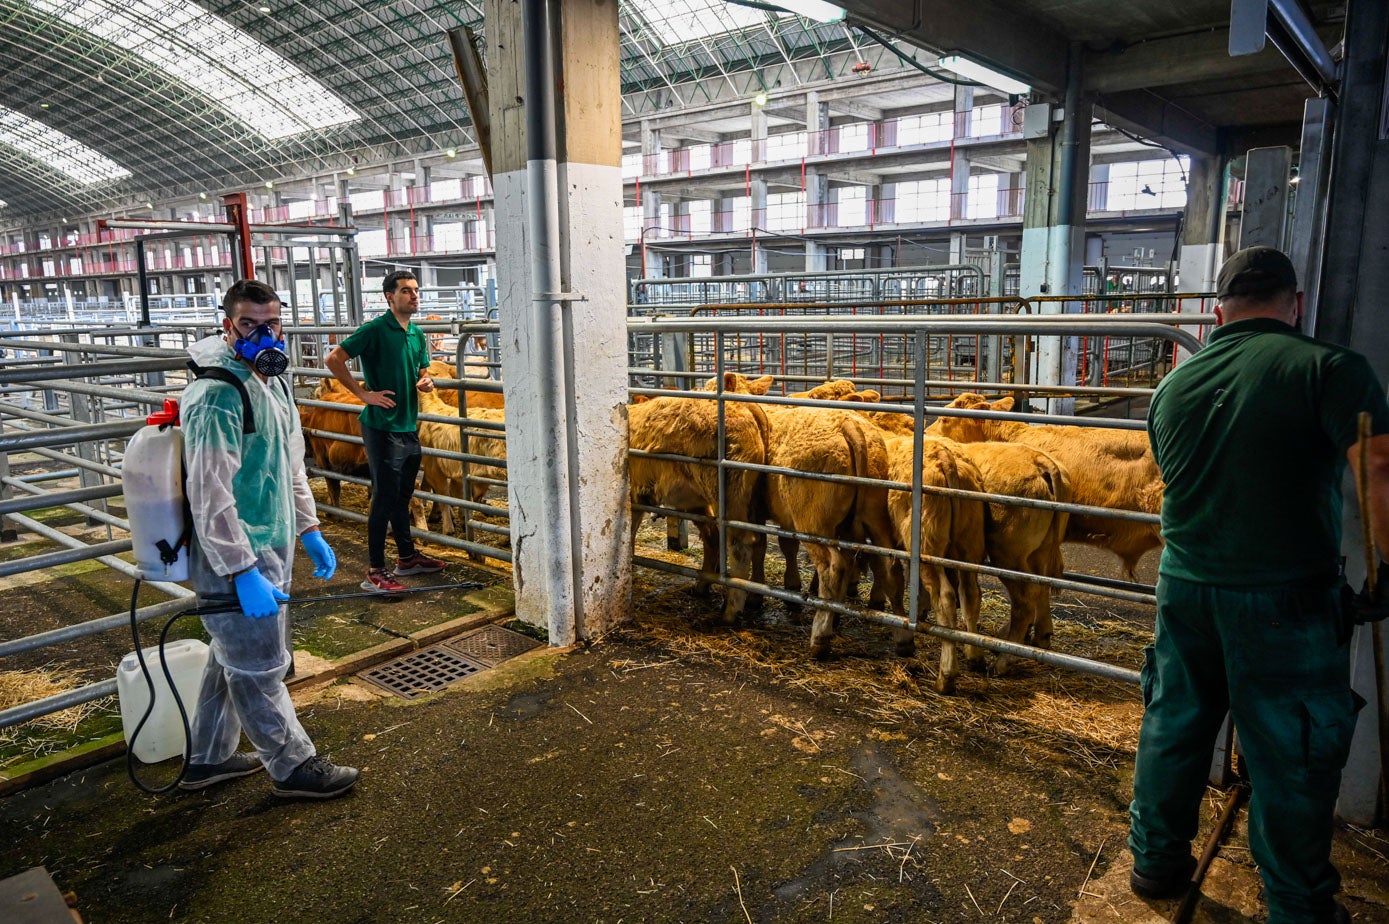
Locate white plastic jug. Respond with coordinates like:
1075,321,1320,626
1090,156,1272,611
116,638,209,763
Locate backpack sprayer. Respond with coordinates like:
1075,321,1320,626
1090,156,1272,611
120,355,480,794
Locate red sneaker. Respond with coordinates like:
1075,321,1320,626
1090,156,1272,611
361,568,407,594
395,552,446,576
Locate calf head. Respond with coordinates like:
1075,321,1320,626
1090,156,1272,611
936,393,1014,442
701,372,774,395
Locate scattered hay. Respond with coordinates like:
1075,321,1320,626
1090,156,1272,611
0,664,117,767
623,557,1147,770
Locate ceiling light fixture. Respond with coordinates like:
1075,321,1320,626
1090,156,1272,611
753,90,768,107
258,5,271,11
445,147,457,158
264,180,274,189
935,54,1031,96
345,166,356,176
774,0,846,22
146,201,154,209
199,192,208,199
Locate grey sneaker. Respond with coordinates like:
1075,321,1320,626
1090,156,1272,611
271,755,360,800
178,752,264,791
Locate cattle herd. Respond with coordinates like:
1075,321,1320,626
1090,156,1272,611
298,367,1164,694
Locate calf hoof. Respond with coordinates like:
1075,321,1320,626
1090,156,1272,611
934,673,957,695
965,656,988,674
691,582,714,599
893,639,917,658
809,640,834,661
990,656,1015,678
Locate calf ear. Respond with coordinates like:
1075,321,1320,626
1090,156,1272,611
751,375,774,395
993,397,1015,411
857,389,882,403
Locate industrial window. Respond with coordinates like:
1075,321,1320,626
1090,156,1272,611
628,0,784,45
1106,158,1189,211
31,0,359,140
0,106,130,185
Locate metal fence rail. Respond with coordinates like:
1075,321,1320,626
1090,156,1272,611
627,294,1213,398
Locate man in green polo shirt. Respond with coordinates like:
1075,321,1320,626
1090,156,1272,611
325,270,447,593
1128,246,1389,923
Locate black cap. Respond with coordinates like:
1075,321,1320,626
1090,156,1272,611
1216,246,1298,300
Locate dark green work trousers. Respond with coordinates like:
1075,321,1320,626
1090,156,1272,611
1128,575,1363,924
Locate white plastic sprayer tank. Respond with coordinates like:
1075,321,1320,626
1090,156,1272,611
122,406,189,582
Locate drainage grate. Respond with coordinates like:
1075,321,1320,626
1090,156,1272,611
441,624,543,666
358,645,487,700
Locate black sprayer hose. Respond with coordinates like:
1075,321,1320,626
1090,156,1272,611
124,578,486,794
125,579,196,794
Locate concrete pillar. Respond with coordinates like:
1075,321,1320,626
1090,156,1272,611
805,168,828,271
641,186,662,278
954,84,975,139
640,121,662,278
486,0,631,642
750,102,768,162
806,89,827,155
949,232,967,265
1177,154,1225,314
949,95,970,221
749,174,769,273
1020,46,1091,414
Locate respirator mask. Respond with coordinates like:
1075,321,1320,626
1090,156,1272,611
232,323,290,377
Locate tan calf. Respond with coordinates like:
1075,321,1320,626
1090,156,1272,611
628,378,771,621
947,439,1070,676
710,375,904,654
885,436,986,694
299,379,369,507
932,394,1162,580
415,387,508,534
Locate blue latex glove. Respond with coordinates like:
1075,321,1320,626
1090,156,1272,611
300,529,337,580
233,567,290,619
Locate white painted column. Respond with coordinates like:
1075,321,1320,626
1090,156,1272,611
486,0,631,642
1020,48,1090,414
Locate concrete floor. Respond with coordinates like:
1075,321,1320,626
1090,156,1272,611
3,613,1387,924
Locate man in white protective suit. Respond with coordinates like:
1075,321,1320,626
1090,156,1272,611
178,278,359,799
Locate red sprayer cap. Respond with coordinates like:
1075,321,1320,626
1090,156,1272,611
146,399,181,427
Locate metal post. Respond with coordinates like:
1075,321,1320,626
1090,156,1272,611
522,0,578,641
339,203,364,326
1289,99,1333,333
135,240,151,327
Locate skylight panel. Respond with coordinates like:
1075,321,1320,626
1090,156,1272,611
0,107,131,184
630,0,780,45
32,0,359,140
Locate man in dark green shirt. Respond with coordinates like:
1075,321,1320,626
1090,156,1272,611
1128,246,1389,924
325,271,447,592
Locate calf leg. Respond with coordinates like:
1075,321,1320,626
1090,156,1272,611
778,534,803,595
992,575,1035,677
955,569,984,668
807,545,851,660
927,565,962,694
720,527,759,623
693,519,719,598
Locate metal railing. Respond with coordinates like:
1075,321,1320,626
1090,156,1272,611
622,312,1210,685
